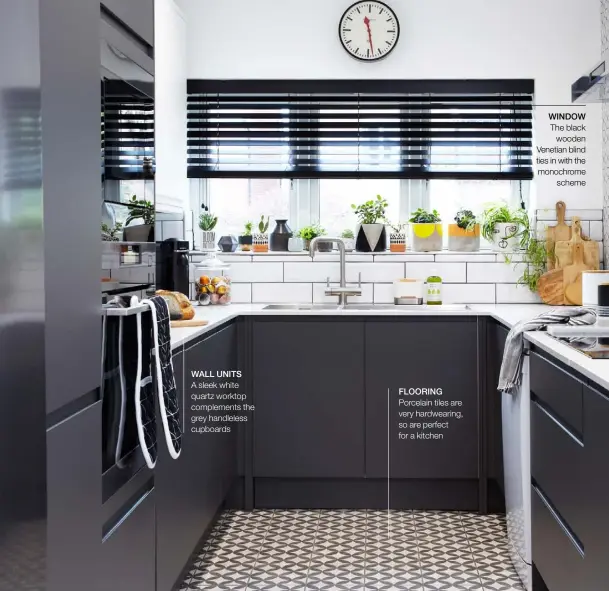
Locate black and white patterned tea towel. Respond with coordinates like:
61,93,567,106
142,295,182,459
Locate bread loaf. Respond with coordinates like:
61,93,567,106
156,290,195,321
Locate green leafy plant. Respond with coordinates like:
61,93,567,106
101,221,123,241
125,195,154,226
409,208,441,224
341,229,354,239
243,221,253,236
480,204,530,248
454,209,477,231
516,237,551,293
351,194,388,225
299,224,326,241
387,221,407,234
199,212,218,231
258,215,270,234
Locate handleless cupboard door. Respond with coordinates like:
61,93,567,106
365,318,479,479
488,322,508,491
252,320,365,478
156,324,239,591
47,403,101,591
102,0,154,47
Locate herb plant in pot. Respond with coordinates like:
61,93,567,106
123,195,155,242
239,221,253,251
448,209,480,252
341,229,355,252
481,204,530,253
299,224,331,252
409,208,442,252
388,221,407,253
199,207,219,251
253,215,270,253
352,194,388,252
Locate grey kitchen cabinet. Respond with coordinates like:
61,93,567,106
47,403,101,591
365,318,479,479
101,488,155,591
102,0,154,47
156,324,239,591
253,320,365,478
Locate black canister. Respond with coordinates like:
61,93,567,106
598,283,609,345
269,219,293,251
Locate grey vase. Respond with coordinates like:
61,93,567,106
269,219,293,251
218,235,238,252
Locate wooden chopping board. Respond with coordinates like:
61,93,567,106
538,268,565,305
546,201,571,270
555,217,600,271
170,319,209,328
564,243,590,306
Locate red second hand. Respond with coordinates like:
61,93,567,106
364,16,374,54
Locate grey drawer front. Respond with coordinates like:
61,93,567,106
530,352,583,434
532,486,584,591
531,401,585,541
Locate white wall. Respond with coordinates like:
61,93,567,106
155,0,188,221
181,0,603,210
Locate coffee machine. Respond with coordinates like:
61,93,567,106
157,239,190,297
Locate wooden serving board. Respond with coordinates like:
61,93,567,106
170,319,209,328
538,268,565,305
546,201,570,271
554,217,600,271
563,243,590,306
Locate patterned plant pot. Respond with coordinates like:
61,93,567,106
489,223,521,253
253,233,269,253
410,223,443,252
356,223,387,252
389,233,406,253
201,230,216,251
238,235,253,251
447,224,481,252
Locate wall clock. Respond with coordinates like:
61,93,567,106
339,1,400,61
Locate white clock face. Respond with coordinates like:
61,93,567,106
339,1,400,61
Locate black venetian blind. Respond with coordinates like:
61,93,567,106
103,79,155,180
187,79,534,180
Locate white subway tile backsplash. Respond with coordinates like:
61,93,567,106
284,262,340,283
230,283,252,303
495,284,541,304
252,283,312,303
435,253,496,263
254,254,309,262
373,253,435,262
590,221,603,241
231,262,283,283
467,262,523,283
346,263,405,283
442,284,496,304
404,262,466,283
373,283,394,304
313,283,373,303
161,220,184,240
536,208,603,221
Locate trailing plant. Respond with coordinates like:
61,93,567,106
125,195,154,226
101,221,123,241
199,212,218,231
409,208,441,224
387,221,407,234
454,209,477,231
341,229,355,239
258,215,270,234
299,224,326,241
516,235,552,293
351,194,388,225
243,221,253,236
480,204,530,248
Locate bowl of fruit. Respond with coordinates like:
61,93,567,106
194,260,232,306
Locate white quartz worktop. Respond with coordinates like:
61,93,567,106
170,303,609,392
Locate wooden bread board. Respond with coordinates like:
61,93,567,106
546,201,571,270
170,319,209,328
538,268,565,305
563,243,590,306
554,217,600,271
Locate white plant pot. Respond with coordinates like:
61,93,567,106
342,238,355,252
201,230,216,251
489,223,521,252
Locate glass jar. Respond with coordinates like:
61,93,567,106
193,255,231,306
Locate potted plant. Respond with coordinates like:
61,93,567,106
102,221,123,242
409,208,442,252
448,209,480,252
515,236,548,296
481,204,530,253
341,229,356,252
253,215,270,253
351,194,388,252
299,224,331,252
199,205,219,251
387,221,407,253
123,195,154,242
239,221,253,252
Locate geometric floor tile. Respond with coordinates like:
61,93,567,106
181,510,525,590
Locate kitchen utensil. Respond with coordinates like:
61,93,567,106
582,271,609,307
555,218,600,271
537,268,565,305
564,243,590,305
545,201,570,270
170,319,209,328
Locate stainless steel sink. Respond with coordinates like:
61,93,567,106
263,304,340,310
